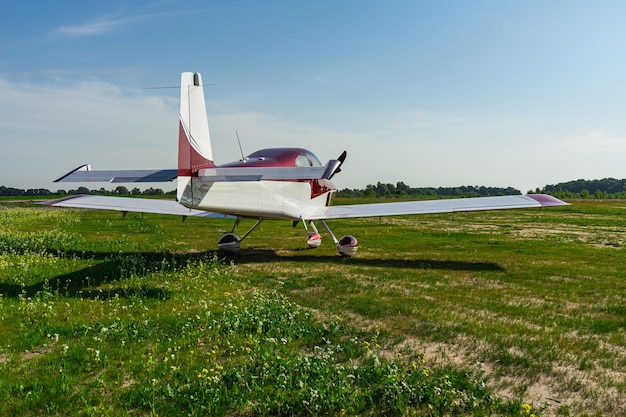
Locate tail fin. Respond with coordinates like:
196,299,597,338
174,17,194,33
177,72,215,202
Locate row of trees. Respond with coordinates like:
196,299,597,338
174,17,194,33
538,178,626,199
4,177,626,199
340,178,626,199
337,182,521,198
0,186,175,197
4,183,520,199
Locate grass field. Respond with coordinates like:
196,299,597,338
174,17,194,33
0,198,624,416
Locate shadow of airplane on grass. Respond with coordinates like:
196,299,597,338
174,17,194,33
0,248,504,299
223,249,505,272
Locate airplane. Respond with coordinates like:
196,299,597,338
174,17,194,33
47,72,568,256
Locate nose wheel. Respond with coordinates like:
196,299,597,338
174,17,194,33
302,220,322,248
303,219,358,256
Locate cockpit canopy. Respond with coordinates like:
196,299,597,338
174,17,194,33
221,148,323,168
294,151,323,167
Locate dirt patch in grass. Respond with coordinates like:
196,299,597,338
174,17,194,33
0,346,54,366
300,295,626,416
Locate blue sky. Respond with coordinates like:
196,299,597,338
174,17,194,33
2,1,626,193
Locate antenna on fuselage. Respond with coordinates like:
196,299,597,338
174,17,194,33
236,130,247,162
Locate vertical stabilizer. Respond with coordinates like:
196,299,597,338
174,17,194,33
177,72,215,202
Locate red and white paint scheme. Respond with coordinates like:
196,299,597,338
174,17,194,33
50,72,568,256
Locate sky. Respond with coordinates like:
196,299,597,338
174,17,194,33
2,0,626,193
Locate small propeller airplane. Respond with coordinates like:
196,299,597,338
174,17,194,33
48,72,568,256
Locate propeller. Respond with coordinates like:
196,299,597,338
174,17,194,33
324,151,347,180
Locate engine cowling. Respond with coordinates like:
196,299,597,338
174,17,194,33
337,235,358,257
217,233,241,253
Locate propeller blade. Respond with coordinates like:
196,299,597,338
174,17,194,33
328,151,347,179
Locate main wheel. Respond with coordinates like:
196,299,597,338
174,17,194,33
217,233,241,253
337,235,358,257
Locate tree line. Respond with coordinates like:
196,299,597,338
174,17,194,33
340,178,626,199
0,185,175,197
537,177,626,199
2,182,520,199
3,177,626,199
337,181,521,198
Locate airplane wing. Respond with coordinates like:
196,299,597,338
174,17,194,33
306,194,567,220
54,165,178,183
44,195,233,218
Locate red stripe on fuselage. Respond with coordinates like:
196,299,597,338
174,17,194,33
308,179,336,200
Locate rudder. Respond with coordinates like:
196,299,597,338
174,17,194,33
177,72,215,202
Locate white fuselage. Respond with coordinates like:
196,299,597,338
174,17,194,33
178,178,335,220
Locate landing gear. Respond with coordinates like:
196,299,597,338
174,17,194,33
303,219,359,257
217,218,263,253
318,219,358,257
302,220,322,248
216,232,241,252
217,217,358,256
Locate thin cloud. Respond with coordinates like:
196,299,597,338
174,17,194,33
51,7,207,39
53,16,131,37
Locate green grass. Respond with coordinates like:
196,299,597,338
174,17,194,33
0,200,624,415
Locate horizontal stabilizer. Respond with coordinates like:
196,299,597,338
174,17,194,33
44,195,233,218
55,165,177,183
305,194,568,220
198,163,340,182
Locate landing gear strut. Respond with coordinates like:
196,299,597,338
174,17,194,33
303,219,359,257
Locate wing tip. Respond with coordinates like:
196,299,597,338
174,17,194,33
526,194,569,207
54,164,91,182
42,194,90,206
